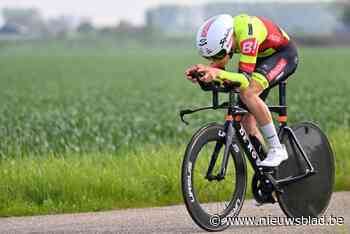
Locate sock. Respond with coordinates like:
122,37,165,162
260,122,281,149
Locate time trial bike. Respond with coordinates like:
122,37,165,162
179,71,335,232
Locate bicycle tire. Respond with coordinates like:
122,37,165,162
276,122,335,218
181,123,247,232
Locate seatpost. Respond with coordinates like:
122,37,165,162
228,90,235,114
278,81,287,124
213,90,219,107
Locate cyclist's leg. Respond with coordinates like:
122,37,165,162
239,78,272,152
241,114,263,141
240,88,270,148
238,73,270,144
239,42,298,151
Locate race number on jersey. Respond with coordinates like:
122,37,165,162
240,38,258,56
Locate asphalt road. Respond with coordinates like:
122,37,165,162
0,192,349,234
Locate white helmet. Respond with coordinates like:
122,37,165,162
196,14,234,59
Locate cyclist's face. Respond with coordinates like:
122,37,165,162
211,54,230,67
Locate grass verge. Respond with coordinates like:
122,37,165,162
0,131,348,217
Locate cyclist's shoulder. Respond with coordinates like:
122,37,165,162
233,14,266,41
233,14,250,28
233,14,264,26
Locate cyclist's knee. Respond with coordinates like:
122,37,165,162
240,87,254,102
240,80,263,102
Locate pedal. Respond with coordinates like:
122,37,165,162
266,193,277,204
252,172,277,206
272,191,278,201
258,166,276,175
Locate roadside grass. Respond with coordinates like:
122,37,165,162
0,144,185,216
330,129,350,191
0,131,348,217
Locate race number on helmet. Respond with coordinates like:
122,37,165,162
196,14,234,58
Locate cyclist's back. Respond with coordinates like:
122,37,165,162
232,14,298,88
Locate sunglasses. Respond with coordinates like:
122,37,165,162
204,49,234,61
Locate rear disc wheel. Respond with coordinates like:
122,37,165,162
276,122,335,217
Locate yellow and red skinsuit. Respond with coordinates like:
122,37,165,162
215,14,290,90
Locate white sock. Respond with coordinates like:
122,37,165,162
260,122,281,149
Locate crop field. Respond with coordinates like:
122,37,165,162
0,40,349,216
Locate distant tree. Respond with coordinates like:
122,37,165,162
116,20,135,32
77,19,95,34
336,0,350,28
47,15,75,37
99,26,114,35
342,3,350,27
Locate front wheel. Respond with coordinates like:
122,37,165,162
181,123,247,232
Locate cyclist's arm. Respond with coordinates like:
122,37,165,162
234,15,267,83
209,63,248,88
212,16,267,90
212,35,262,90
214,70,249,90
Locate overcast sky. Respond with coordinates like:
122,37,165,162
0,0,334,26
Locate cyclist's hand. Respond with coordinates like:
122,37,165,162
196,64,220,83
185,65,199,83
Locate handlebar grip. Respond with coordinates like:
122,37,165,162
189,71,205,79
189,71,213,91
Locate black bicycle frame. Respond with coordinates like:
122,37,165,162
202,81,316,190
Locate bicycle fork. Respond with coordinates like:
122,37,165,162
205,119,234,181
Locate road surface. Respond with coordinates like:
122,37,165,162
0,192,349,233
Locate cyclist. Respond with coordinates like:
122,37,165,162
185,14,298,167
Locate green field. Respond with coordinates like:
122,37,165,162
0,40,349,216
